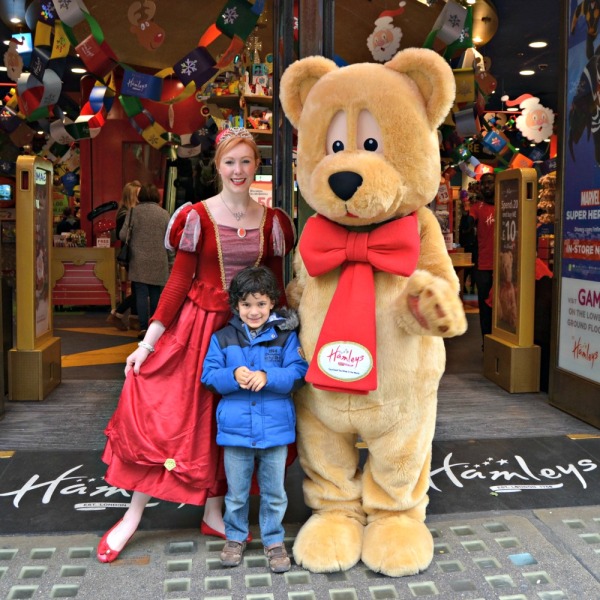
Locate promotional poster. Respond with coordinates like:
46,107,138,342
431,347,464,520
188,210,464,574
558,0,600,383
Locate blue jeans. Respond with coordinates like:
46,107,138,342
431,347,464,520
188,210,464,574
132,282,163,330
223,445,288,547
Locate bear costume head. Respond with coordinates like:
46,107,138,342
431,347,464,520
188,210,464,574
281,48,455,225
280,48,468,578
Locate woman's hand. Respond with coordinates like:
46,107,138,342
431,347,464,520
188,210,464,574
125,346,151,376
124,320,166,375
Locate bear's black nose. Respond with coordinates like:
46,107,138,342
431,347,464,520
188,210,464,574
328,171,363,201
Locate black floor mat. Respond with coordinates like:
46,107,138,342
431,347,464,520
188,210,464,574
1,436,599,534
428,436,600,514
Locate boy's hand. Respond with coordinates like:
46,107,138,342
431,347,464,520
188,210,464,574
234,367,267,391
234,366,252,388
245,370,267,392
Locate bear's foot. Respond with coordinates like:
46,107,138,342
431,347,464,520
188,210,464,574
361,515,433,577
293,512,363,573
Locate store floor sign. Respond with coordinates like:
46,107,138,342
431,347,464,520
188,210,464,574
0,451,202,534
428,436,600,514
1,436,600,533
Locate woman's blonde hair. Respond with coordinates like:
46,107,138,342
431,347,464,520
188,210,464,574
121,180,141,210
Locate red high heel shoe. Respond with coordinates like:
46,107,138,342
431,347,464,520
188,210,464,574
97,519,135,563
200,520,252,542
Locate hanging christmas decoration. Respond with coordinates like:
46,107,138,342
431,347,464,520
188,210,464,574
423,0,472,59
501,94,555,144
4,39,24,82
127,1,166,51
366,2,406,62
2,0,267,170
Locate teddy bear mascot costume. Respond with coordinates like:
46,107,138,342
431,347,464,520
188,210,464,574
279,47,468,577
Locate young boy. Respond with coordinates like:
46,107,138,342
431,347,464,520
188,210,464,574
201,266,308,573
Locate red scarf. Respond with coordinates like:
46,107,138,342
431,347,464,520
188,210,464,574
299,213,420,394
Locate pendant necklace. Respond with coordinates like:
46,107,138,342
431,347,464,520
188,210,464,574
221,193,249,238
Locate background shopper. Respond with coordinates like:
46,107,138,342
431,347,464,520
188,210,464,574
107,180,141,331
470,172,496,343
119,183,170,339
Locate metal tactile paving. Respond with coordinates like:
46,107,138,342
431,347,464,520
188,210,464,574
1,515,599,599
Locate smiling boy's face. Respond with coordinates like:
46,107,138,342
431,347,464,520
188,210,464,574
237,293,274,330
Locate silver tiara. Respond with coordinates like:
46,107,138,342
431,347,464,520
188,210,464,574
216,127,255,145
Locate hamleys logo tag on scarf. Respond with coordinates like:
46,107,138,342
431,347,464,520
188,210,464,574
316,342,373,382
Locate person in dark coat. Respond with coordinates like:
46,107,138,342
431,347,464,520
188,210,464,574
119,183,171,337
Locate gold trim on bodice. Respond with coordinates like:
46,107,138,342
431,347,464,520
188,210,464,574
204,201,267,291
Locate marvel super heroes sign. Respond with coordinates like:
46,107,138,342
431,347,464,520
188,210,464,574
563,189,600,263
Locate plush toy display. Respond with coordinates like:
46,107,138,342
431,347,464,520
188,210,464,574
280,48,468,577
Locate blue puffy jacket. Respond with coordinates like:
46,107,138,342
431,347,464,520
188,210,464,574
201,310,308,449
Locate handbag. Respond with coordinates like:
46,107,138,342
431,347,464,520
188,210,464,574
117,209,134,267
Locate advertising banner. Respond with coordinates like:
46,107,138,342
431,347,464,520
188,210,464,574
559,1,600,384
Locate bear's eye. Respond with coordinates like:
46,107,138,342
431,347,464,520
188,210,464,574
363,138,378,152
326,111,348,155
356,110,383,154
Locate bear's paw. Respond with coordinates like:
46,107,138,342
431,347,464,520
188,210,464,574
293,512,363,573
400,270,467,337
362,515,433,577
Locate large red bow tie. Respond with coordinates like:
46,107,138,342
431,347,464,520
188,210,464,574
300,213,420,277
299,213,420,394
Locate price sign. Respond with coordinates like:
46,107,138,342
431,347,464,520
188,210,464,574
492,169,538,346
497,177,520,335
15,156,55,349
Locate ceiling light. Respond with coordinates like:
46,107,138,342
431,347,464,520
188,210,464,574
529,41,548,49
519,69,535,76
9,17,20,24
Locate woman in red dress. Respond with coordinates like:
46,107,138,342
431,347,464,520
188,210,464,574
98,128,296,563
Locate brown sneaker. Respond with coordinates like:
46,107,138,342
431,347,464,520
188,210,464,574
106,312,127,331
220,540,246,568
264,543,291,573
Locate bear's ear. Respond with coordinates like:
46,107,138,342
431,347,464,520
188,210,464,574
385,48,456,130
280,56,339,128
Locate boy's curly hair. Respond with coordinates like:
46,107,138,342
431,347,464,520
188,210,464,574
228,266,280,312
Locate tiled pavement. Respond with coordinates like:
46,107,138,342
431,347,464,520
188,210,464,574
2,510,600,598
